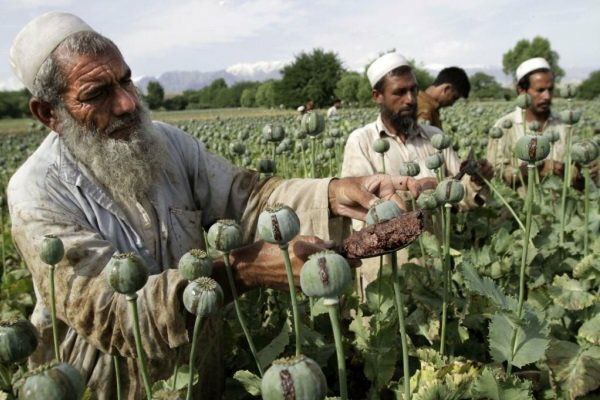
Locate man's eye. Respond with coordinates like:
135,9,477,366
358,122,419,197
84,89,105,101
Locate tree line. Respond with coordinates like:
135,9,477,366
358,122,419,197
1,37,600,118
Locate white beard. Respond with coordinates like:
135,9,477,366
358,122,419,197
58,104,167,203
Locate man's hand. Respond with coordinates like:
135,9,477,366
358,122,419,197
540,160,564,177
328,175,419,220
226,236,358,292
409,177,438,194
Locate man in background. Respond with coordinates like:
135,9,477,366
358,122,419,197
327,98,342,118
417,67,471,130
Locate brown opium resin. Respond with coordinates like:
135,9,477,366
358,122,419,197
341,210,424,258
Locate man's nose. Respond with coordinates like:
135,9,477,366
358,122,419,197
112,86,137,116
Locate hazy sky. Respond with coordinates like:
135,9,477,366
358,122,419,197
1,0,599,89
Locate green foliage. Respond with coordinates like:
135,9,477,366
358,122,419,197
408,59,435,89
240,87,257,107
546,340,600,398
502,36,564,81
144,81,165,110
277,48,344,107
232,370,261,396
471,368,533,400
578,70,600,100
470,72,505,100
334,72,365,104
255,81,277,108
0,90,30,119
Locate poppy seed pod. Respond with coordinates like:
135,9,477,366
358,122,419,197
560,84,577,99
39,234,64,266
559,109,582,125
431,133,452,150
489,127,503,139
301,112,325,137
257,204,300,245
543,130,560,144
261,355,327,400
416,189,440,210
366,199,403,225
207,220,243,253
178,249,213,281
0,319,38,364
501,119,513,130
262,124,285,142
183,277,224,317
229,142,246,156
300,251,351,300
425,152,445,170
515,93,532,109
435,179,465,205
528,120,541,132
514,134,551,163
398,161,420,177
322,138,335,149
106,253,149,296
372,138,390,154
258,159,276,174
571,141,599,164
18,362,85,400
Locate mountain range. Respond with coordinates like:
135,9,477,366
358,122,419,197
133,61,596,95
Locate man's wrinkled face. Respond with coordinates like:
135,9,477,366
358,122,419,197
375,72,418,119
58,48,141,140
521,71,554,115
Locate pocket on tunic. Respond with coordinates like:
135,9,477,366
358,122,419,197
168,207,203,261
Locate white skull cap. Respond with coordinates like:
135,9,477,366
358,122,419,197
367,52,410,88
515,57,551,82
9,11,94,92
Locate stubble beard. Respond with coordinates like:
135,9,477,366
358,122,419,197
57,103,167,204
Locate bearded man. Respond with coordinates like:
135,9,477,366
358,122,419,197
7,13,429,399
341,52,492,296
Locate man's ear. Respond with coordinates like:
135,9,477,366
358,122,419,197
371,89,383,105
29,98,60,132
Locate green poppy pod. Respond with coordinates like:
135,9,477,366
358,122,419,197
501,119,513,130
263,125,285,142
479,138,489,147
39,234,64,266
416,189,439,210
178,249,213,281
489,127,503,139
300,251,351,300
560,84,577,99
257,204,300,245
398,161,421,177
0,319,38,364
559,109,582,125
258,159,276,174
182,277,224,317
435,179,465,205
18,362,85,400
207,220,243,253
431,133,452,150
322,138,335,149
229,142,246,156
106,253,149,296
515,93,532,109
366,199,403,225
528,120,541,132
572,141,599,164
514,134,551,163
261,355,327,400
301,112,326,137
543,130,560,144
425,152,445,170
372,138,390,154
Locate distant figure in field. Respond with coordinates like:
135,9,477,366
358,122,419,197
417,67,470,130
327,99,342,118
305,99,315,112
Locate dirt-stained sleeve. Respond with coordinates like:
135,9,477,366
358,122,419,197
8,197,189,360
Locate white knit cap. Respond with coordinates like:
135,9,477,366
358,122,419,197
9,12,94,92
367,52,410,88
515,57,551,82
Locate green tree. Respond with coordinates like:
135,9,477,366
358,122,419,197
277,48,344,107
502,36,564,81
578,70,600,100
335,72,363,104
408,59,434,89
255,80,277,107
469,72,504,99
240,87,257,107
357,77,373,106
145,81,165,110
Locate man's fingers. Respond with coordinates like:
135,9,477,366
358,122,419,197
336,204,368,221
